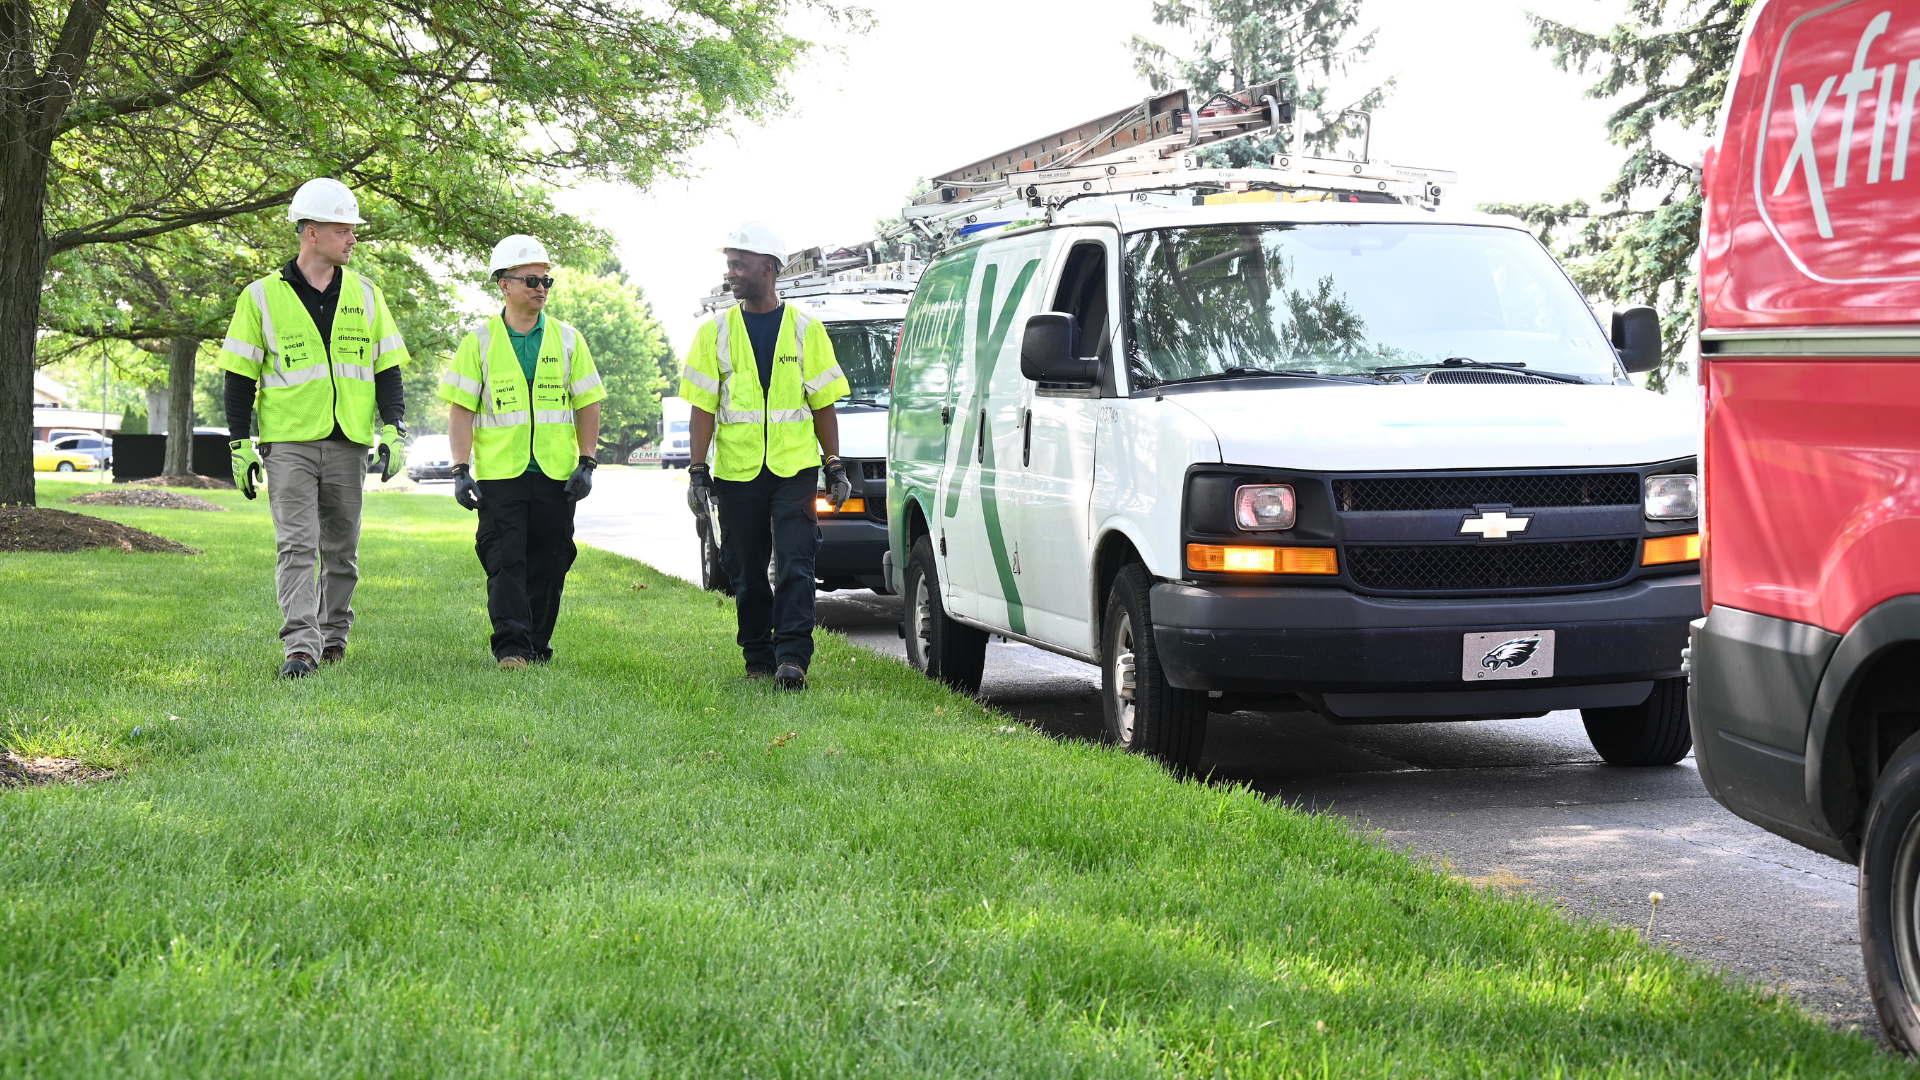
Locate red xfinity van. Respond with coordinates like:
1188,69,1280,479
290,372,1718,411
1690,0,1920,1048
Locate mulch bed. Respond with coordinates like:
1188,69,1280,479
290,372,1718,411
0,751,112,789
67,490,225,511
0,507,199,554
122,474,234,490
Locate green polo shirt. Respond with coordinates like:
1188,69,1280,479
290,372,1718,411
503,310,544,384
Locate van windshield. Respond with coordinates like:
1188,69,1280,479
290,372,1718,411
1124,223,1619,384
825,320,900,406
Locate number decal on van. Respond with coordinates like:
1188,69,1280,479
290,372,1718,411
944,256,1041,634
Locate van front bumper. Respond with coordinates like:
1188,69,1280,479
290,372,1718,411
1152,575,1701,719
817,517,889,588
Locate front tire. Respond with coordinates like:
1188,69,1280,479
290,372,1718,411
1862,732,1920,1054
1582,677,1691,765
1101,563,1207,773
56,462,74,473
903,536,987,694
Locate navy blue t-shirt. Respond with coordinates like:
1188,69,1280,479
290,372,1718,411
739,304,785,391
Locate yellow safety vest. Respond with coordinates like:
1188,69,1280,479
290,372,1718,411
435,314,606,481
216,267,408,444
678,304,848,482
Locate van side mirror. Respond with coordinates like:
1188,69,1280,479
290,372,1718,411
1611,306,1662,374
1020,313,1100,387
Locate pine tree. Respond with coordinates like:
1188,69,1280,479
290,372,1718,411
1484,0,1754,391
1128,0,1390,162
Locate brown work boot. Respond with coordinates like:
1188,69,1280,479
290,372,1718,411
320,645,346,664
280,652,318,679
497,655,530,671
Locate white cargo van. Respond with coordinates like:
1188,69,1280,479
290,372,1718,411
883,94,1701,771
658,396,692,469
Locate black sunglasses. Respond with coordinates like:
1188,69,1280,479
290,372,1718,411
502,274,554,290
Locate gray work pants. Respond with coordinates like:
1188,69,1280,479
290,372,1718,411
263,439,366,659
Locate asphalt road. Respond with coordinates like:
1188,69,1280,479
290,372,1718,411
484,467,1881,1038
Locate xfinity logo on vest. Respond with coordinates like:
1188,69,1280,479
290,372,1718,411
1763,6,1920,268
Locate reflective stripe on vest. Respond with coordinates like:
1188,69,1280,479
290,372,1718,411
442,371,483,398
250,281,281,371
261,365,333,389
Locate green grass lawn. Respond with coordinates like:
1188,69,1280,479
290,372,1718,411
1,478,1907,1078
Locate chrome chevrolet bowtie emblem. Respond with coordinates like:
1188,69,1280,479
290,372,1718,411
1459,510,1532,540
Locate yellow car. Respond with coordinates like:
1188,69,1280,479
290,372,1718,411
32,441,96,472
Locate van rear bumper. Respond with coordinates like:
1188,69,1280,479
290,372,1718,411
1688,606,1846,860
1151,575,1701,717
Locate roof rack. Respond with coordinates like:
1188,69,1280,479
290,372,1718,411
697,252,924,317
892,85,1457,245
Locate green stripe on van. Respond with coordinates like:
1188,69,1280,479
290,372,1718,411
943,257,1040,636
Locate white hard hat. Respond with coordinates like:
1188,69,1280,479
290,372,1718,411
720,220,786,264
489,234,551,275
287,178,365,225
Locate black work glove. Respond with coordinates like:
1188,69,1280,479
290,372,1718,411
564,455,596,502
824,456,852,509
687,463,713,521
451,463,481,511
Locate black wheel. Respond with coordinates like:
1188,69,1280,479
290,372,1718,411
56,461,74,473
699,516,733,595
903,536,987,694
1862,731,1920,1054
1100,563,1207,773
1582,677,1692,765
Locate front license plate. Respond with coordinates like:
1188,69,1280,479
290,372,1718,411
1462,630,1556,681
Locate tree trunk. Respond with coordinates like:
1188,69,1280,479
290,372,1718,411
0,222,41,505
0,100,52,505
0,0,110,506
162,335,197,476
145,385,170,434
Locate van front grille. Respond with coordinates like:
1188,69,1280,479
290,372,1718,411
1345,539,1637,592
1334,473,1640,512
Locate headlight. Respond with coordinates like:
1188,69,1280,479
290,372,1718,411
1234,485,1296,530
1644,474,1698,520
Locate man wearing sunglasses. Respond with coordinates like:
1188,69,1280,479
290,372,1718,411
437,234,605,669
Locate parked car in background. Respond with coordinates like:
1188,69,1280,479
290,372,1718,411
49,434,111,469
40,428,100,446
658,397,691,469
406,435,456,481
33,440,97,472
1687,0,1920,1050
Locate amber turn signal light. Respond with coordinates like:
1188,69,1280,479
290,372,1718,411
1186,544,1338,574
1641,532,1701,565
816,497,865,515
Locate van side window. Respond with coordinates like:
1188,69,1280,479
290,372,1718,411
1051,242,1111,364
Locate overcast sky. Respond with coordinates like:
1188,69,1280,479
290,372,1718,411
559,0,1649,353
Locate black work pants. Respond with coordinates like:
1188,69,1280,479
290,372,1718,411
474,471,577,661
714,467,820,671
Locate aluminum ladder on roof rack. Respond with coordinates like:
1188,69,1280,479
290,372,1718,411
892,83,1459,243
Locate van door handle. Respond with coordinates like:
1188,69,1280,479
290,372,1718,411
976,409,986,463
1022,409,1032,466
941,405,950,425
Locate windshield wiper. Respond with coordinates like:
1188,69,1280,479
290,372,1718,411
1163,366,1361,386
1371,357,1590,385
